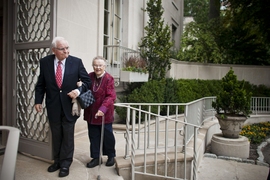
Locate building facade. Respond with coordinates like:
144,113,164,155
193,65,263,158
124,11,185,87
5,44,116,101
1,0,183,159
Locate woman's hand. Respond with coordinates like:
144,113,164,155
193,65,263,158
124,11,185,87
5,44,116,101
95,110,104,118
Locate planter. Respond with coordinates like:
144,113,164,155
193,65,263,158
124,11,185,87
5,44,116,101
120,70,149,82
215,114,247,138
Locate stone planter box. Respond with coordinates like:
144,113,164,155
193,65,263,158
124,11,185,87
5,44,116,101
120,71,149,82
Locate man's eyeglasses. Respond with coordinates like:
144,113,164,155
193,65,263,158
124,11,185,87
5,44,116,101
55,47,69,51
93,65,104,68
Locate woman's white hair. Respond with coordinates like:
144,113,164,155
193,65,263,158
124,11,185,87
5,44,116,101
92,56,107,66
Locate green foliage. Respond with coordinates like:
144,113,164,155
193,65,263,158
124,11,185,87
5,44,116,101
203,79,223,96
127,80,165,103
253,85,270,97
212,68,252,117
115,82,145,122
177,22,223,63
240,122,270,144
139,0,173,80
116,77,270,123
176,80,198,103
163,78,180,115
184,0,209,23
219,10,270,65
179,0,270,65
169,49,179,59
164,78,178,103
228,0,270,46
116,80,165,123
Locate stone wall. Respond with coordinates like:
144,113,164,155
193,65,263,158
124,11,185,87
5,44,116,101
168,60,270,87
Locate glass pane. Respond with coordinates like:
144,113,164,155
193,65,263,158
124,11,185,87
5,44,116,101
104,11,109,35
114,16,120,39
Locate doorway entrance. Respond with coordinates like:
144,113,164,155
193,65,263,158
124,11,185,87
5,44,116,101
1,0,55,160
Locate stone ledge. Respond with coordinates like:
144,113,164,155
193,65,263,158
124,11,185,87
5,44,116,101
203,153,269,167
115,151,193,169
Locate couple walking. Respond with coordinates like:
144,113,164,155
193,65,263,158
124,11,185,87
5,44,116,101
34,37,116,177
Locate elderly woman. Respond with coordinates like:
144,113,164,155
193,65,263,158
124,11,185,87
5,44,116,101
84,56,117,168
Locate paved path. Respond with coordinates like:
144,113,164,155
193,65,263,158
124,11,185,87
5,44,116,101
0,129,125,180
197,156,269,180
1,123,270,180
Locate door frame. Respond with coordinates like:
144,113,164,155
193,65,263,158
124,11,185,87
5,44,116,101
1,0,56,160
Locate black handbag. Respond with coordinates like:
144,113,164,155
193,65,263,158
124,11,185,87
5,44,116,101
77,89,95,109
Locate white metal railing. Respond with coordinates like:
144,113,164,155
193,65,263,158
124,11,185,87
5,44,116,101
103,45,140,86
114,96,270,180
251,97,270,115
114,97,216,180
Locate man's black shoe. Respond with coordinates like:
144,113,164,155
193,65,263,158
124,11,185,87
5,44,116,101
59,167,69,177
47,163,60,172
106,157,115,166
86,158,101,168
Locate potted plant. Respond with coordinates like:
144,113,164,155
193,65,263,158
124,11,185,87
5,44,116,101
120,55,149,82
212,68,252,138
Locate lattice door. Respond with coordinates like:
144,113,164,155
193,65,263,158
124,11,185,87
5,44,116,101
14,0,54,159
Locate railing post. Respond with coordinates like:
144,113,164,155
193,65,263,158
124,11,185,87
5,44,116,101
193,126,198,180
131,109,136,180
124,105,131,159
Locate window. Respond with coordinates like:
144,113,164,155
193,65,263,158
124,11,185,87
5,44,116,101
104,0,122,46
103,0,122,65
172,24,177,48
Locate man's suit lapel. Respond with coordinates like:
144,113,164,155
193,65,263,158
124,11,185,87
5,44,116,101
47,55,58,87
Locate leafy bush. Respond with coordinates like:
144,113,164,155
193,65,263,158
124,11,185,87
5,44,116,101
212,68,252,117
176,80,197,103
254,84,270,97
163,78,180,115
115,77,270,124
115,80,165,123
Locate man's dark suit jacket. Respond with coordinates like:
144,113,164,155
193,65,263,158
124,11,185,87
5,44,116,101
35,54,91,122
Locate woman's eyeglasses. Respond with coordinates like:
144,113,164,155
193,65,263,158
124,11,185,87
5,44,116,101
93,65,104,68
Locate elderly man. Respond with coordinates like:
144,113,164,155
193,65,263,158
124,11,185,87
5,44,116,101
35,37,91,177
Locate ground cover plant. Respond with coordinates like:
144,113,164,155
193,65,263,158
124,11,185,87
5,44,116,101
240,122,270,144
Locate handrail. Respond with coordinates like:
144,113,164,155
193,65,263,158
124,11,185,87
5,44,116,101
114,96,270,180
114,97,216,179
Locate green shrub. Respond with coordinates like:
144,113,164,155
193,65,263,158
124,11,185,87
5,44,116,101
163,78,180,115
115,80,165,123
116,78,270,124
176,80,197,103
254,84,270,97
212,68,252,117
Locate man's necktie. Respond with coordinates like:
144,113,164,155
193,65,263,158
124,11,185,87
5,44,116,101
56,61,62,88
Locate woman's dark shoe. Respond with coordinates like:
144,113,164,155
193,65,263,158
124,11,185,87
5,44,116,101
59,167,69,177
47,163,60,172
86,158,102,168
106,157,115,166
